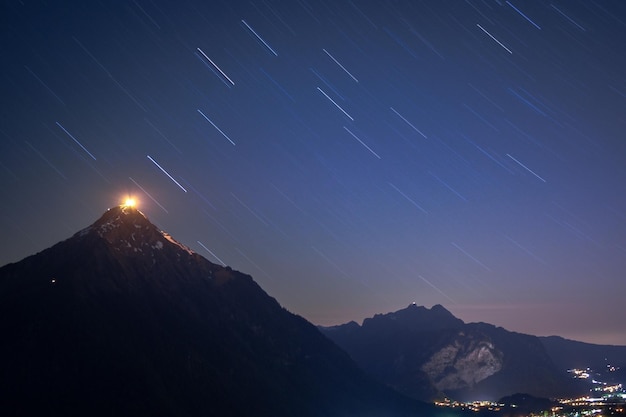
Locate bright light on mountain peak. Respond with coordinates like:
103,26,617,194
122,197,137,208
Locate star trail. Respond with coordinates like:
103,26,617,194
1,0,625,345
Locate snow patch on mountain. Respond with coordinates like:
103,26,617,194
161,232,194,255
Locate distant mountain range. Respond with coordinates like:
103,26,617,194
319,304,626,402
0,206,450,417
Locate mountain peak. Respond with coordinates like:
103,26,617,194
0,204,431,417
361,303,464,333
75,205,194,256
414,303,458,321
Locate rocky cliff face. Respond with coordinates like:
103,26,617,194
422,333,503,391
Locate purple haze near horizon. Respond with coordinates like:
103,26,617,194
1,0,625,345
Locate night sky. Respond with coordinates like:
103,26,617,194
2,0,625,345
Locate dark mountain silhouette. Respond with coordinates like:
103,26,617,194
320,304,588,401
540,336,626,383
0,206,453,417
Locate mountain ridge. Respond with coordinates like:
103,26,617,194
0,205,447,417
320,304,594,401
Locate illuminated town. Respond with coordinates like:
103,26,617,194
434,365,625,416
